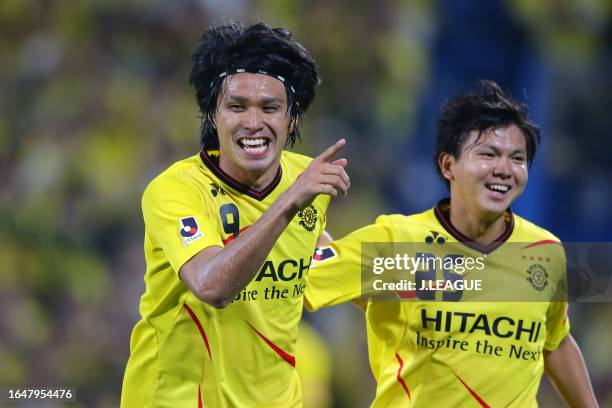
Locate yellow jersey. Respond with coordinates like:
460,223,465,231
305,199,569,407
121,149,329,407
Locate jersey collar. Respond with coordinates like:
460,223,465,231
433,198,514,254
199,149,283,201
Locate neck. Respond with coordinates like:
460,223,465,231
218,157,279,192
449,203,507,246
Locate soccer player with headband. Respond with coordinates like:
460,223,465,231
121,22,349,407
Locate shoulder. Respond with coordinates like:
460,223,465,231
512,214,562,243
143,154,208,204
512,215,565,264
377,209,435,225
374,208,438,238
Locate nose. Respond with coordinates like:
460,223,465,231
243,107,264,133
492,157,512,179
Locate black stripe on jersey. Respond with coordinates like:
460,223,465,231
199,149,282,201
434,198,514,255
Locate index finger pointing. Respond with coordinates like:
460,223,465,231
315,139,346,163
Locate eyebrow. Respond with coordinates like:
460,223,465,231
471,143,526,155
224,95,285,105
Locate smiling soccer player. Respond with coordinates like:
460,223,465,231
121,22,350,407
306,80,598,407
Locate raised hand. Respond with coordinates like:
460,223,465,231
284,139,350,210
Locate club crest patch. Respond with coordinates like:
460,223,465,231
298,204,318,232
179,216,204,245
526,263,549,291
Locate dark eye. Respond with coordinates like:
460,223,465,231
512,156,526,163
480,152,495,158
228,104,244,111
263,106,280,113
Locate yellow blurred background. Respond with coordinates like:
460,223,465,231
1,0,611,406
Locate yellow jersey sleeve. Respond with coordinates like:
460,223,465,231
544,234,570,351
142,173,224,274
317,194,331,238
304,215,394,312
544,302,570,351
544,255,570,351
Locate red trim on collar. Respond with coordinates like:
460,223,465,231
200,150,282,201
434,198,514,254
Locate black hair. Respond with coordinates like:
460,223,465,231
189,22,320,149
434,80,541,188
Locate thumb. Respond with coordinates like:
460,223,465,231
330,158,347,167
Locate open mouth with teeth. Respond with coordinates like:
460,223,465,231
485,183,511,195
237,137,271,157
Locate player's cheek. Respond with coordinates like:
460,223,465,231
515,166,528,188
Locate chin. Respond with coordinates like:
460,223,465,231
242,157,275,173
476,198,510,219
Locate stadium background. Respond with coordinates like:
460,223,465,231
1,0,611,406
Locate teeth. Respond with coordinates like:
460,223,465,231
242,144,267,154
240,138,267,146
243,146,266,154
488,184,509,193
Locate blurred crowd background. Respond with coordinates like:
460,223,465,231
1,0,611,407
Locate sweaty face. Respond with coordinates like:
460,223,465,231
445,124,529,220
213,73,292,187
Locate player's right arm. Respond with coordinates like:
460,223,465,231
180,139,350,308
544,334,599,407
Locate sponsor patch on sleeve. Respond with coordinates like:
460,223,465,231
179,216,204,245
311,246,337,266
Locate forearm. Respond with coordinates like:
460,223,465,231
187,191,300,307
544,334,598,408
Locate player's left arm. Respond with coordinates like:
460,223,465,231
544,334,598,407
316,231,333,246
314,230,367,311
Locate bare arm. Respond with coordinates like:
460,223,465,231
544,334,598,408
180,140,350,308
316,230,333,246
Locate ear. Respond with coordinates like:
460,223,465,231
438,152,456,183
